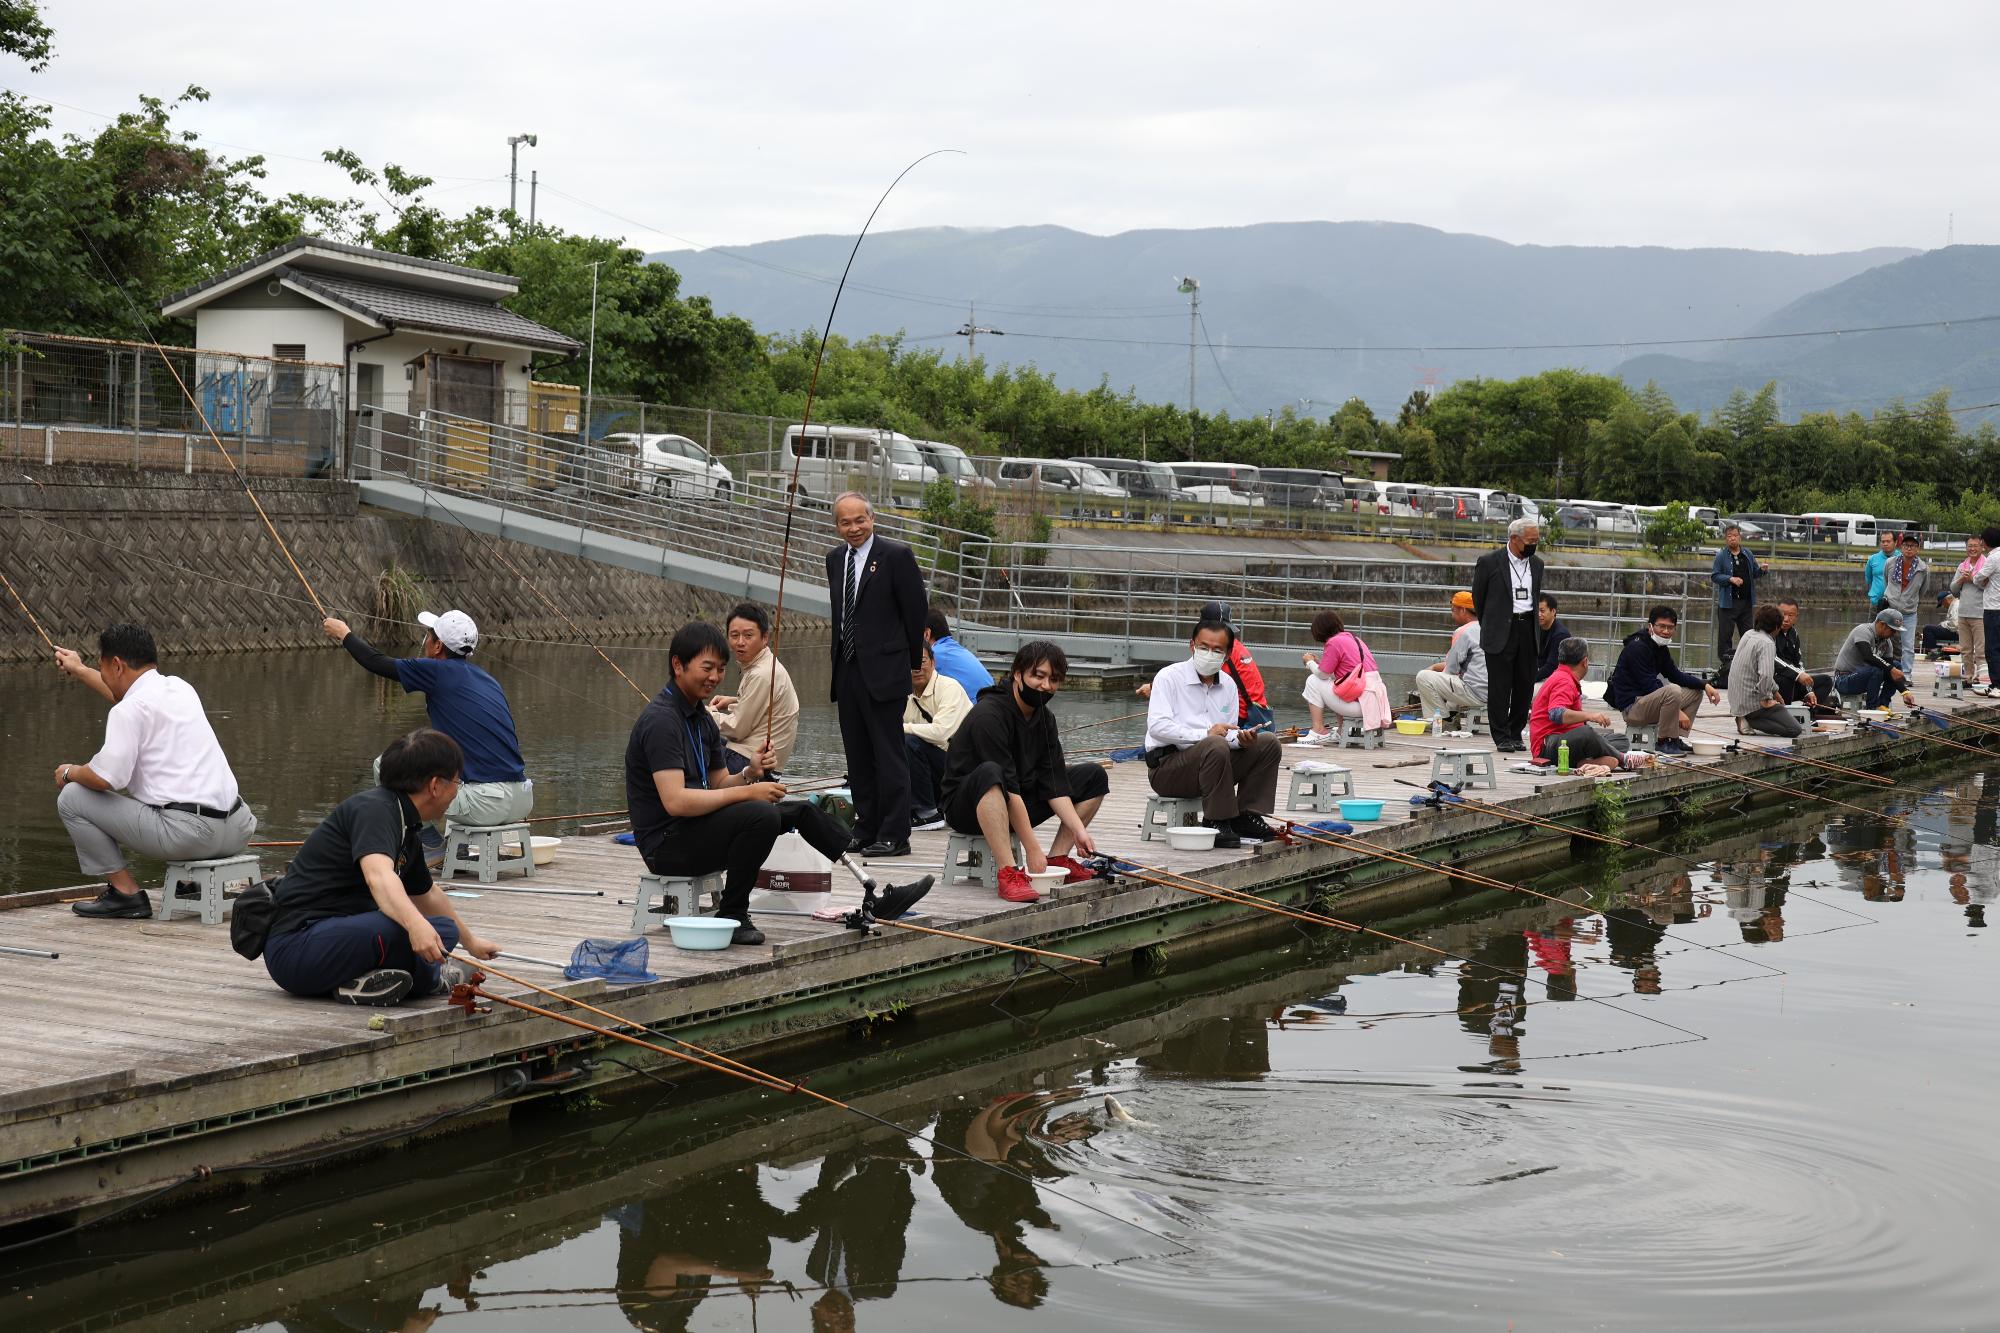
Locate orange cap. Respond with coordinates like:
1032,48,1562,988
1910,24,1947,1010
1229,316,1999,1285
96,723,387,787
1450,591,1475,611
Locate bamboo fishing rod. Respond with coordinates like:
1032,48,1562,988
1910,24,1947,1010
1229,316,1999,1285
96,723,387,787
1105,857,1708,1041
760,149,964,755
1392,780,1708,867
1654,756,1903,823
868,917,1102,966
1682,725,1895,786
0,569,56,652
1909,704,2000,740
1273,817,1785,978
1859,716,1997,760
454,955,1175,1246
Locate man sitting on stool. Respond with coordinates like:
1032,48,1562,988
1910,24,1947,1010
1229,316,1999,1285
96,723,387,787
940,641,1107,904
628,622,867,947
1143,616,1283,848
1415,590,1486,721
263,728,500,1007
1608,605,1720,757
1834,609,1912,709
1530,637,1625,765
905,641,971,832
53,622,258,920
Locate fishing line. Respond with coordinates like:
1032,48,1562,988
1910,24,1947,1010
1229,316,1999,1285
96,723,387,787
761,148,966,754
1395,780,1711,869
1655,755,1906,823
1681,725,1897,786
1101,855,1708,1044
454,958,1182,1250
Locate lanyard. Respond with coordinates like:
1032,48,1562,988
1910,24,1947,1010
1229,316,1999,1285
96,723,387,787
662,687,710,789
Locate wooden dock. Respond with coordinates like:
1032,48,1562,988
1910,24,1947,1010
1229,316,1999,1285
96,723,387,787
1,684,1991,1231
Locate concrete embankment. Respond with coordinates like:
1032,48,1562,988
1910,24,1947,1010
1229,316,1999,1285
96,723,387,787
0,466,795,661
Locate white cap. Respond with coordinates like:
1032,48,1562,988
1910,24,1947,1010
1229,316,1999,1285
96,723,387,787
417,609,479,655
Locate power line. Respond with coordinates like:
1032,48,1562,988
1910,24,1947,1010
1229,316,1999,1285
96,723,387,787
1197,310,1247,415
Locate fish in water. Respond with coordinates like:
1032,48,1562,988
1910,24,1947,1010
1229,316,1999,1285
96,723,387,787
1104,1094,1153,1127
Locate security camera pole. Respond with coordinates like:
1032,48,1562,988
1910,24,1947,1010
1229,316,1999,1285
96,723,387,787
507,132,539,233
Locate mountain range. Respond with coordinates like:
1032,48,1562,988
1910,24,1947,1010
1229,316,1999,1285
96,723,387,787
648,222,1999,421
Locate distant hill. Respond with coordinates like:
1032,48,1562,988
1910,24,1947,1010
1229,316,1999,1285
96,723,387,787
1613,246,2000,422
652,222,1912,417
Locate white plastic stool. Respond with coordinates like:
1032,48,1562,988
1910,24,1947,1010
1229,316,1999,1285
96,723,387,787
1286,765,1356,813
1785,702,1813,730
441,821,535,884
1329,717,1383,750
942,830,1025,889
632,871,725,932
1934,671,1965,698
1453,707,1490,732
1623,720,1659,748
1430,748,1498,791
1139,795,1205,842
158,853,261,925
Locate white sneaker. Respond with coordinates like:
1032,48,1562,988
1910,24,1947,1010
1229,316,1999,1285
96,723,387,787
1296,729,1330,746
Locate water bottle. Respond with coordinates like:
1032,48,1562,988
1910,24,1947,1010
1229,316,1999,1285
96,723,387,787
1556,737,1571,774
1431,708,1443,736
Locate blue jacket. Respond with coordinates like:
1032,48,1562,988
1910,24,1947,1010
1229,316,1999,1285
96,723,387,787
931,634,993,700
1863,550,1888,605
1710,546,1765,609
1608,630,1705,712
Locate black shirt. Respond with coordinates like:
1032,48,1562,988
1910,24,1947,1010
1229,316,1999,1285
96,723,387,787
625,683,727,860
269,786,431,939
941,684,1071,807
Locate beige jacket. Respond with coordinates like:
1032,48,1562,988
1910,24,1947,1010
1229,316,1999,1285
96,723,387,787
710,647,799,770
903,671,972,748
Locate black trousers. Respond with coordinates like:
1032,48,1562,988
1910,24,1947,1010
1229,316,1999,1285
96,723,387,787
904,736,948,814
644,800,851,923
836,656,911,845
944,760,1111,836
1484,613,1538,745
1779,671,1826,705
1714,601,1754,668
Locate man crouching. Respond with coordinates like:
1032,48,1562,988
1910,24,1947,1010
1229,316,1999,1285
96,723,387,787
265,728,501,1006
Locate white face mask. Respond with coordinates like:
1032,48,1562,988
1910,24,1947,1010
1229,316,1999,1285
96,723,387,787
1191,647,1227,677
1649,632,1673,647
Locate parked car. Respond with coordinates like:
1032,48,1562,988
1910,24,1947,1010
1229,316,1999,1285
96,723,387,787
1800,511,1881,546
1428,487,1538,524
1165,461,1264,499
1554,503,1602,531
780,423,936,498
995,457,1126,499
601,432,735,500
1179,483,1264,508
1260,468,1344,509
916,439,986,492
1069,456,1181,501
1725,512,1806,542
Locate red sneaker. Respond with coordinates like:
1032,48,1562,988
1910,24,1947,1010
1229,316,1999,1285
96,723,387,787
996,866,1040,903
1046,855,1094,884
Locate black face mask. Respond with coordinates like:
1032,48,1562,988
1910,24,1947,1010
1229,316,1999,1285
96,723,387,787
1520,542,1539,559
1017,683,1055,711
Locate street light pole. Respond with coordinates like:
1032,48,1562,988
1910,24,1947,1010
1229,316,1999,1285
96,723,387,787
507,133,538,232
1176,276,1199,458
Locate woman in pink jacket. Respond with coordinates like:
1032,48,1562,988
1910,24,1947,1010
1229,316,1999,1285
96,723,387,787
1300,609,1392,741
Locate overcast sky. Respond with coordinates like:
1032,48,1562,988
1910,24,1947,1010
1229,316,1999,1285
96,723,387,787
17,1,1995,257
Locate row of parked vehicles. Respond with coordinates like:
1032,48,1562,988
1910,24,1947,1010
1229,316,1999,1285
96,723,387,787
577,425,1945,549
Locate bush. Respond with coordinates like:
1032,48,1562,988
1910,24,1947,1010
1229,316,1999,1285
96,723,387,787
1643,506,1713,560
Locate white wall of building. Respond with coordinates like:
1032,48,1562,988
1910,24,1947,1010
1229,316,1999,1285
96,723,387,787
194,305,345,367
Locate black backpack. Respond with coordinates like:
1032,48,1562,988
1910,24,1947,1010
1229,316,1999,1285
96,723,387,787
230,875,282,960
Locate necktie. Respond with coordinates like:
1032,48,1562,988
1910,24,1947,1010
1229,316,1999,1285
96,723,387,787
841,548,857,661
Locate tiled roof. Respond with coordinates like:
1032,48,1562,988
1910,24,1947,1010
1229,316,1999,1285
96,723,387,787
284,270,582,355
159,236,517,309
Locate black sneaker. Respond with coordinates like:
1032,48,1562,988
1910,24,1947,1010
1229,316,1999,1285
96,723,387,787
1656,738,1693,756
1203,819,1242,850
337,969,415,1006
730,922,767,946
911,809,947,832
874,874,935,920
1231,813,1278,843
72,886,152,919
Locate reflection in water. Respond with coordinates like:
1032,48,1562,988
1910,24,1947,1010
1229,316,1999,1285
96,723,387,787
4,763,1998,1331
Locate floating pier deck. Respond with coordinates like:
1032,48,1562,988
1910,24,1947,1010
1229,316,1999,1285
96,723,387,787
1,690,1991,1231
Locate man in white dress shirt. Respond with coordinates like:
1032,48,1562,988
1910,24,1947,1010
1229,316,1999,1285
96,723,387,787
1143,616,1283,848
51,623,257,920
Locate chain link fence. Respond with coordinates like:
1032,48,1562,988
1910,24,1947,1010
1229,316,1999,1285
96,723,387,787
1,330,345,477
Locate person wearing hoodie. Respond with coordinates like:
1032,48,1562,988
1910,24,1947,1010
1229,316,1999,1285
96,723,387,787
1607,605,1720,756
1881,530,1928,675
940,641,1107,904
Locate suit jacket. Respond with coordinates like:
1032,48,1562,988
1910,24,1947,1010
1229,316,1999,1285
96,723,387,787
1471,546,1544,655
826,535,928,703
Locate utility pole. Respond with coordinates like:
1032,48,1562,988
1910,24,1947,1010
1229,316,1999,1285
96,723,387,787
528,170,538,233
955,302,1002,362
1177,276,1199,458
583,259,600,445
507,132,538,232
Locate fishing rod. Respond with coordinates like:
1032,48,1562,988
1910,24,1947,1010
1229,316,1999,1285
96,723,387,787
1910,702,2000,739
1682,725,1895,786
1059,710,1149,737
760,148,965,755
1654,756,1903,824
452,955,1177,1247
1394,780,1708,868
1273,816,1785,978
0,568,56,652
1858,715,1996,760
856,916,1101,966
1096,855,1709,1042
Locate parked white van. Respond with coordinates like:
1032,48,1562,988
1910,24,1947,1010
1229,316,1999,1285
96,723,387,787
995,457,1126,499
1165,461,1264,501
1799,511,1880,547
780,424,936,498
1429,487,1540,525
915,439,985,491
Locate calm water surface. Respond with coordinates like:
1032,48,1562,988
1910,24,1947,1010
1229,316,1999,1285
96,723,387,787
0,640,1993,1330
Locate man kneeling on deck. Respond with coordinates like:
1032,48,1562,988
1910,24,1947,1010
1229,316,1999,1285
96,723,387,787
940,640,1108,903
628,622,883,947
264,729,500,1006
53,623,258,920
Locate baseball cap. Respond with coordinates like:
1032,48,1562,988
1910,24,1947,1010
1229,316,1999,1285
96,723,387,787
1451,591,1475,611
1874,608,1904,629
1899,530,1921,545
418,609,479,655
1199,600,1233,624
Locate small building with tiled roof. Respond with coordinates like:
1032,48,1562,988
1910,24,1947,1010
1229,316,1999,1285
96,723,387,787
160,237,581,433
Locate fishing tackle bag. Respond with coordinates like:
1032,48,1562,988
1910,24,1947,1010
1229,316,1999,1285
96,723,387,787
229,876,283,960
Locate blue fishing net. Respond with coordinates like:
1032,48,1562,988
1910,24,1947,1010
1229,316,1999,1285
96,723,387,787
1295,820,1356,835
565,937,657,984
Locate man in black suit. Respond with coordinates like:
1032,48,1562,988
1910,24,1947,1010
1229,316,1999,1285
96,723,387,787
1470,516,1544,752
827,491,929,855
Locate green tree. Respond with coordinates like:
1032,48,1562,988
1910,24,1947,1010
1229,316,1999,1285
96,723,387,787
1,0,52,69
